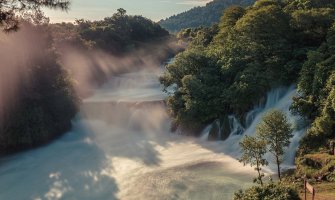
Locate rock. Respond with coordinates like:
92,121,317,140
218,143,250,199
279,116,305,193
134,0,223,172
208,121,220,141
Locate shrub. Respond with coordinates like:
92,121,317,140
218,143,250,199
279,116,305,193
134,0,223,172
233,183,300,200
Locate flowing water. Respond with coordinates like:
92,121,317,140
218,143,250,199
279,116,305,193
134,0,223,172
201,86,306,170
0,67,259,200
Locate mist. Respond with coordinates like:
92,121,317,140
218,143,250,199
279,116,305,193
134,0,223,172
59,39,182,97
0,23,182,121
0,25,49,123
0,26,256,199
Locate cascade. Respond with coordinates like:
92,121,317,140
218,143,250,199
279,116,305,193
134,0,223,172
202,86,305,168
228,116,244,136
200,125,212,140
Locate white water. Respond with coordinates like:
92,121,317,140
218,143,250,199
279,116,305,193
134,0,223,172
203,86,306,171
0,67,258,200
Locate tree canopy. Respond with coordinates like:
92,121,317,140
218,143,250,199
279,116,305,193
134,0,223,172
239,135,268,185
0,9,171,154
161,0,335,187
159,0,255,32
234,182,300,200
0,24,79,154
75,9,169,54
161,0,335,135
256,110,293,180
0,0,69,31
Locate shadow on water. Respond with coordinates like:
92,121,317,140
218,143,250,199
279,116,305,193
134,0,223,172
0,99,175,200
0,101,178,199
0,119,119,200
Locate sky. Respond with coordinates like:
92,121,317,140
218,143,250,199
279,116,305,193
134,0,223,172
44,0,212,23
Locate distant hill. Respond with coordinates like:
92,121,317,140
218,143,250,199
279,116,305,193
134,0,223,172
159,0,255,32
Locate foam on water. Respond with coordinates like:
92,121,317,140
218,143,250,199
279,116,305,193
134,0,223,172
203,86,305,171
0,68,256,200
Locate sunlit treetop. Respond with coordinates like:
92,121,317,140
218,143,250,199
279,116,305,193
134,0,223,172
0,0,69,31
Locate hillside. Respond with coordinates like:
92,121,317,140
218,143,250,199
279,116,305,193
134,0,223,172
160,0,335,197
158,0,255,32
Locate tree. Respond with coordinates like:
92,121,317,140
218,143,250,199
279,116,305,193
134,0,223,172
239,135,268,186
160,47,225,129
158,0,255,32
233,182,300,200
256,110,293,181
76,9,168,54
116,8,126,17
0,0,69,31
0,24,80,153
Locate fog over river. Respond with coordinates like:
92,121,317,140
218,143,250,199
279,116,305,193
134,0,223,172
0,63,303,200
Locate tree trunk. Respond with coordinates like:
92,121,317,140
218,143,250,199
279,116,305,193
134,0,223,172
257,169,263,186
276,155,281,181
256,160,263,186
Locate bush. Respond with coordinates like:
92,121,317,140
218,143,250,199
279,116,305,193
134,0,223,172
233,183,300,200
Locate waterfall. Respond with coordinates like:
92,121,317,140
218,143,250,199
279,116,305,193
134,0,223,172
228,116,244,136
200,125,212,140
216,119,222,139
202,86,305,168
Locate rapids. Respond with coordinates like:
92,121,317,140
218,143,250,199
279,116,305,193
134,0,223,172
0,67,258,200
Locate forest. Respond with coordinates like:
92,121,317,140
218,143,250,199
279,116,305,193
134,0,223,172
160,0,335,195
159,0,255,32
0,8,172,154
1,0,335,199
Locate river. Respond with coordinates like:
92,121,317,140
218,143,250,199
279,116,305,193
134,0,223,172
0,64,302,200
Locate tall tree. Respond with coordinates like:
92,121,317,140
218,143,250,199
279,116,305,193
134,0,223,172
256,110,293,181
239,135,268,186
0,0,69,31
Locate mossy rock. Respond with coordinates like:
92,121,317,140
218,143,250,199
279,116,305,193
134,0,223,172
220,116,231,141
208,121,220,141
208,116,232,141
296,153,335,181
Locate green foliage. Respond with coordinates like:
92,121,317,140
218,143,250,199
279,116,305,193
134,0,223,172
160,47,226,129
296,153,335,181
227,0,294,84
177,25,219,47
75,9,169,54
214,6,246,42
0,9,171,155
239,136,268,185
285,0,335,46
233,182,300,200
159,0,255,33
160,0,335,187
0,26,80,153
0,0,69,31
257,110,293,180
162,0,323,130
293,23,335,157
